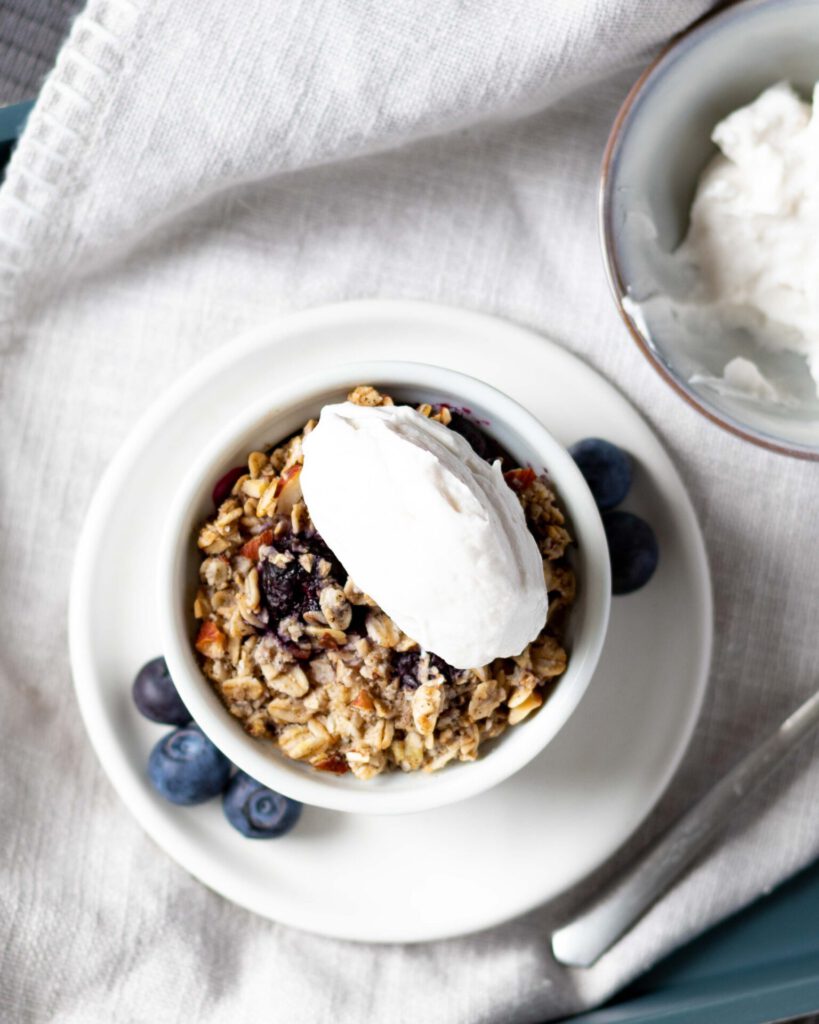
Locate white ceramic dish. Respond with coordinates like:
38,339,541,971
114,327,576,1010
160,361,611,815
68,299,712,943
601,0,819,459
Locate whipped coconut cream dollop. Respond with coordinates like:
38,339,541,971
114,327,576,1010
677,81,819,399
300,402,548,669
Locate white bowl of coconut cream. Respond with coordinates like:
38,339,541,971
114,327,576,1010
159,361,610,814
601,0,819,459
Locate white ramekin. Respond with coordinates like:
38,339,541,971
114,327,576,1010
159,361,610,814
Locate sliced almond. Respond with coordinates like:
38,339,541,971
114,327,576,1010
508,691,543,725
275,464,302,516
239,529,273,561
352,689,375,712
313,756,349,775
195,620,227,658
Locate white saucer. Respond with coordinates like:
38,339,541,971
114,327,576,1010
69,300,712,944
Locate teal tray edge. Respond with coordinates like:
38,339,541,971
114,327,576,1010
566,860,819,1023
0,99,34,143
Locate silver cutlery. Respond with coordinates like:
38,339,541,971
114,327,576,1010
551,687,819,968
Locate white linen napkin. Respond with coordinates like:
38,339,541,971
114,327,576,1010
2,2,819,1021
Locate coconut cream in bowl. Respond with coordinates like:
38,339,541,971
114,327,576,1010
601,0,819,459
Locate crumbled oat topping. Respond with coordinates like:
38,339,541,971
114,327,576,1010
193,386,576,778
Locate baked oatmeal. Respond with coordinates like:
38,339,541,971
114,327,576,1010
193,386,576,779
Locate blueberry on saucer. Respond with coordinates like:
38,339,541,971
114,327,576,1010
148,725,231,805
223,771,302,838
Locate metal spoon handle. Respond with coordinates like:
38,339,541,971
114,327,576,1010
551,687,819,968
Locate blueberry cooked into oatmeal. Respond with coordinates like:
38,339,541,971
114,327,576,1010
193,386,576,779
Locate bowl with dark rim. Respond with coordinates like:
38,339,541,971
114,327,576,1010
601,0,819,461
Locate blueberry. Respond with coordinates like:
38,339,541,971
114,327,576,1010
259,558,310,620
447,411,490,459
222,771,302,838
290,531,344,581
148,725,231,805
259,531,347,627
212,465,246,508
602,510,659,595
392,650,422,689
446,410,512,466
569,438,632,511
132,656,191,726
429,653,455,684
347,603,370,637
391,650,454,689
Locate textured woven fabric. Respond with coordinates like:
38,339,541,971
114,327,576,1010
0,0,81,102
1,2,819,1022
